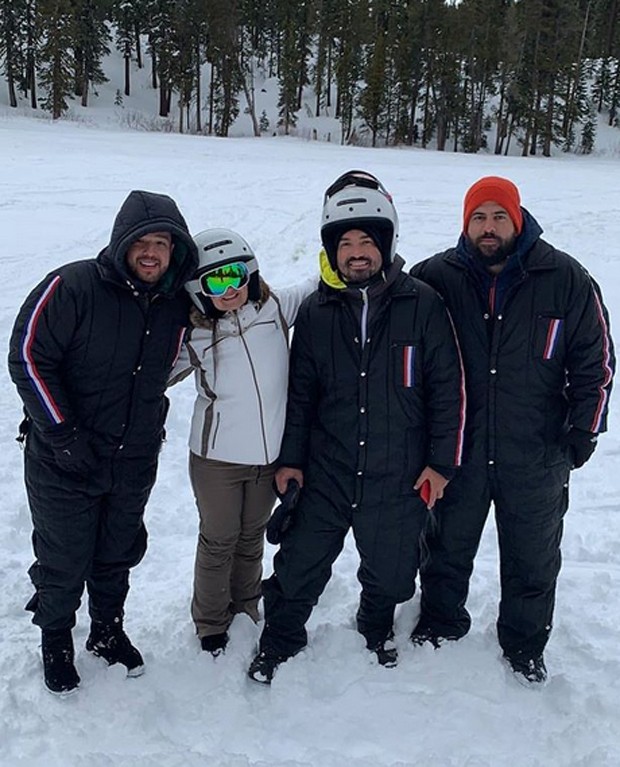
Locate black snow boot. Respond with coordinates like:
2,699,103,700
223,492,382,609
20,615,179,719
42,628,80,695
86,618,144,676
368,634,398,668
504,653,548,686
247,650,287,685
200,632,229,657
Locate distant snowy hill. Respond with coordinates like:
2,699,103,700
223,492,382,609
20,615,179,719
3,42,620,157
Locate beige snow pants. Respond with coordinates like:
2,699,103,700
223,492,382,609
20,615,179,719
189,453,276,638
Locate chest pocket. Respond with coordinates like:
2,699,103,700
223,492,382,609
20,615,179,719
534,315,565,360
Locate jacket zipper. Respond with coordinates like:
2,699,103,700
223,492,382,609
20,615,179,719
236,313,270,464
360,287,369,345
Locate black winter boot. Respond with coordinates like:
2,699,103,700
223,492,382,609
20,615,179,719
247,650,287,685
86,618,144,676
368,633,398,668
200,632,228,657
42,628,80,695
504,653,548,686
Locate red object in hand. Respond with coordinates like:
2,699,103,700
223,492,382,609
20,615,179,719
419,480,431,505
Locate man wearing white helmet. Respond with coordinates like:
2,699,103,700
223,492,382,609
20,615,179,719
169,229,315,656
248,171,467,684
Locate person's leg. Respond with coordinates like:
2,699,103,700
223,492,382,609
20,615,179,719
86,454,156,625
354,494,428,650
231,463,276,622
188,455,248,639
24,441,102,631
24,434,106,692
83,454,158,674
259,484,349,659
415,467,492,640
494,464,569,661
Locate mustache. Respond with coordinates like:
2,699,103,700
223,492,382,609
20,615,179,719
476,233,500,242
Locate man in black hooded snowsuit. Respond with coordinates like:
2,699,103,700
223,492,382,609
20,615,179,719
8,190,198,694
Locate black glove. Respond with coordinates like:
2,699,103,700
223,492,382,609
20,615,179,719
561,428,598,469
266,479,301,545
49,426,98,476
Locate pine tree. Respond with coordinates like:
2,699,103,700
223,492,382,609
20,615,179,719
113,0,139,96
579,107,597,153
359,31,387,146
72,0,110,107
277,14,299,134
333,0,365,143
38,0,75,118
0,0,25,108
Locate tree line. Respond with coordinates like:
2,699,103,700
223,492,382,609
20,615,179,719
1,0,620,155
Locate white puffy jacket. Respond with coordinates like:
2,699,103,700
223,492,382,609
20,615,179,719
170,277,316,465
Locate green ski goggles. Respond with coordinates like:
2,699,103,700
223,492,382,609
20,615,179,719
199,261,250,297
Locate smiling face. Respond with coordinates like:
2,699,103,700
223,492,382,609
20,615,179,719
126,231,173,284
335,229,383,284
466,202,517,258
210,284,249,312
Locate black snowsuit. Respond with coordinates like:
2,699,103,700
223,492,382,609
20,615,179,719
259,257,466,657
8,190,199,631
410,210,615,658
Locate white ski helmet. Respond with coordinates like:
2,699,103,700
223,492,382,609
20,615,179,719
185,227,260,313
321,172,399,270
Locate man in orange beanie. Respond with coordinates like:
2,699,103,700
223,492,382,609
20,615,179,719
410,176,615,686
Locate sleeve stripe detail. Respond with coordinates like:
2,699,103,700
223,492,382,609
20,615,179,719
446,308,467,466
170,326,187,369
590,288,614,433
20,275,65,425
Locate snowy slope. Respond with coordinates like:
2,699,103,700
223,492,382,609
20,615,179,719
0,117,619,767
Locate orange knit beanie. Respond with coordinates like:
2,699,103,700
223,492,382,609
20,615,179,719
463,176,523,234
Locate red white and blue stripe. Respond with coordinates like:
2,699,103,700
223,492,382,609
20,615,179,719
403,345,415,387
543,318,562,360
590,288,614,434
446,309,467,467
19,275,65,424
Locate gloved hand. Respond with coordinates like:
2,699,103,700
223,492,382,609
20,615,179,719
49,426,98,476
266,479,301,545
561,428,598,469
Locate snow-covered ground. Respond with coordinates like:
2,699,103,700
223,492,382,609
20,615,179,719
1,116,619,767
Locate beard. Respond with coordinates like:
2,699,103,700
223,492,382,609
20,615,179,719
471,234,516,267
338,258,382,284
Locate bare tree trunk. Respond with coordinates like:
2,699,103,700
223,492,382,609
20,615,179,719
124,49,131,96
208,64,215,135
7,68,17,107
564,0,591,141
238,55,260,136
494,78,506,154
421,79,431,148
195,44,202,133
326,40,332,109
135,23,142,68
609,60,620,124
159,83,168,116
150,41,157,89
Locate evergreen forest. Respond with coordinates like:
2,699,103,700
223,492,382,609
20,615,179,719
2,0,620,155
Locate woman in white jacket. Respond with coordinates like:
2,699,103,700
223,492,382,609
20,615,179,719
169,228,315,655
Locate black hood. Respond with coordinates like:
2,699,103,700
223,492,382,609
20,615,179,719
97,190,199,295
